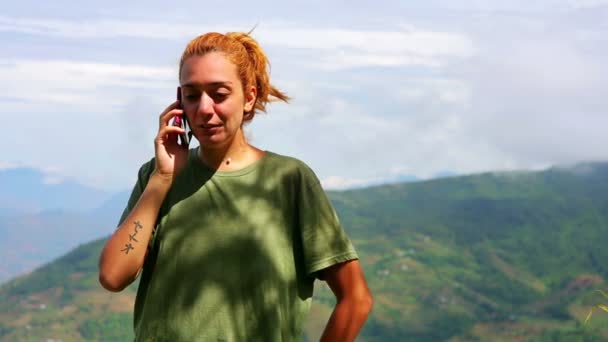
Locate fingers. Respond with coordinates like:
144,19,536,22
158,100,182,129
156,125,185,141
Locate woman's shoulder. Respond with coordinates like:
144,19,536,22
133,156,156,182
262,151,321,185
133,146,194,183
138,146,199,172
264,151,313,171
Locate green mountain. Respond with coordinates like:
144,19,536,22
2,163,608,341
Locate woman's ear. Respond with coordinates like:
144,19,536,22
243,85,257,113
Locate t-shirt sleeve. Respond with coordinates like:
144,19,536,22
117,159,158,248
297,164,358,278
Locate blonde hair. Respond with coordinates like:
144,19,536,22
179,32,289,122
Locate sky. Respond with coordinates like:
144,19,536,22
1,1,607,191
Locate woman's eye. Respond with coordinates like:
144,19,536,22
213,93,229,101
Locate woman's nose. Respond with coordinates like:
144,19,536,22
196,93,214,115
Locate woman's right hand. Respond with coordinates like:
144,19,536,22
153,101,189,182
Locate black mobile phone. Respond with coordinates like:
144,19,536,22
173,87,191,147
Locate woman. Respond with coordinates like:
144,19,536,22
99,31,373,341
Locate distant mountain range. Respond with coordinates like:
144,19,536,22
1,162,608,340
0,167,114,216
0,167,129,283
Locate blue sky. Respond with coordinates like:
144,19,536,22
1,1,607,191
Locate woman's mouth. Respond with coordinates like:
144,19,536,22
202,123,221,128
200,124,222,134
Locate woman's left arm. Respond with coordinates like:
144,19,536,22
319,259,373,342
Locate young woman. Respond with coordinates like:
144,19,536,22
99,31,373,341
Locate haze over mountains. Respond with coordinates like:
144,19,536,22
0,167,112,215
0,167,129,284
1,161,608,340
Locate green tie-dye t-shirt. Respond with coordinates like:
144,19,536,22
118,148,358,341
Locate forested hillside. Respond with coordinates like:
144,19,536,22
1,163,607,341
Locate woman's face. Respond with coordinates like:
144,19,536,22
179,52,256,148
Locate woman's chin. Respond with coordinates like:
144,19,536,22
196,134,229,148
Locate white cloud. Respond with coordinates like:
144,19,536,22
1,5,607,191
453,28,608,166
0,16,231,40
0,161,67,184
0,161,21,170
0,58,176,191
260,28,474,57
568,0,608,8
0,16,474,70
0,59,174,112
321,175,383,190
396,78,471,106
315,53,444,70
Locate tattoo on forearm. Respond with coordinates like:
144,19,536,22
121,220,143,255
121,243,135,254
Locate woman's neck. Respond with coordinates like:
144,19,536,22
197,129,263,171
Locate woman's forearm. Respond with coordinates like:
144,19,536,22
320,295,373,342
98,172,172,292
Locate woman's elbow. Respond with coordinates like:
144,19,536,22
99,270,128,292
341,288,373,316
359,290,374,315
98,260,137,292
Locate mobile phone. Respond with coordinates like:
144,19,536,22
173,87,191,147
